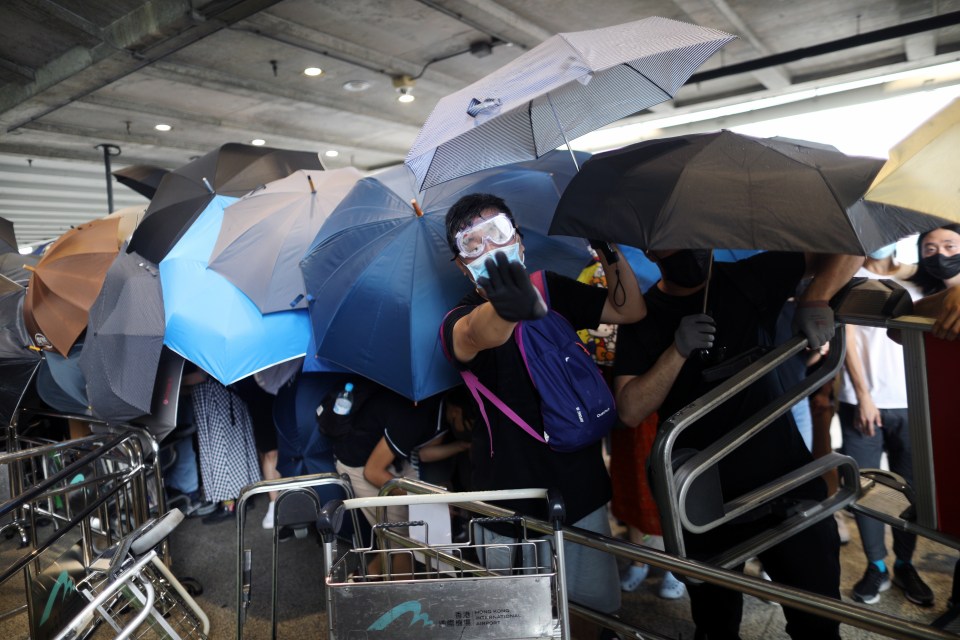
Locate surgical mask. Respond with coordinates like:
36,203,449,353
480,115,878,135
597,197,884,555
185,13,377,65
867,244,896,260
658,249,711,288
465,242,524,284
920,253,960,281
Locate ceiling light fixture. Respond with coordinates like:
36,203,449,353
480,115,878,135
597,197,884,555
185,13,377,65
324,150,339,158
154,124,172,132
304,67,323,76
342,80,371,92
393,75,416,103
251,139,266,146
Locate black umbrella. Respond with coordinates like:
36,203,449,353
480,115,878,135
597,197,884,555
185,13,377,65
550,130,947,254
0,252,38,286
126,143,324,263
79,251,165,424
112,164,170,199
0,276,42,426
0,217,17,254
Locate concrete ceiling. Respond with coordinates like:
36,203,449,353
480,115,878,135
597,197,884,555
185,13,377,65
2,0,960,247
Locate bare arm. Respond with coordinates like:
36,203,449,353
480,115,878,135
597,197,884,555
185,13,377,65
362,437,399,490
597,245,646,325
614,344,687,427
451,303,516,363
913,286,960,340
842,324,880,436
417,434,471,463
801,253,864,302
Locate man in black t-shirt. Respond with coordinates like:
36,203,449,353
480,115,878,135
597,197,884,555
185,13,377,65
613,249,861,640
441,193,646,633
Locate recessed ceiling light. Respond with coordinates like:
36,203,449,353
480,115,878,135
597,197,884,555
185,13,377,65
304,67,323,76
251,139,266,146
342,80,371,92
18,246,32,255
154,124,172,132
324,150,339,158
398,92,415,103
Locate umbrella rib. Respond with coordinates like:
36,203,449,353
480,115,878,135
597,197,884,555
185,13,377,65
622,62,669,100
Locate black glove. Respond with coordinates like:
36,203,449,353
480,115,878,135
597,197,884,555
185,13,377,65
674,313,716,358
477,252,547,322
792,300,835,349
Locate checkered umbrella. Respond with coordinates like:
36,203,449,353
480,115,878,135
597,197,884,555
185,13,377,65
405,16,734,190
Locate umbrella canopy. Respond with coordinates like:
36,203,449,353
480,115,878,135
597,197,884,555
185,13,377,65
104,205,148,244
207,167,363,313
406,16,734,189
0,276,42,426
0,217,18,254
865,97,960,221
160,195,311,385
300,160,591,401
23,217,121,356
0,252,38,286
79,251,165,423
550,131,946,254
112,164,170,199
127,143,324,263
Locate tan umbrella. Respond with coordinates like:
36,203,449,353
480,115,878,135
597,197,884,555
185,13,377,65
23,217,121,356
104,204,148,244
865,97,960,221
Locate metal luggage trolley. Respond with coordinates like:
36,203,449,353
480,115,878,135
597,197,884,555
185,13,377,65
53,508,209,640
317,488,570,640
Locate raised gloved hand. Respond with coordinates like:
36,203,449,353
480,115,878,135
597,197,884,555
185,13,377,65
793,300,835,350
477,251,547,322
674,313,716,358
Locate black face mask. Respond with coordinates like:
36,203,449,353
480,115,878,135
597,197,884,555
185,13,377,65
659,250,711,288
920,253,960,281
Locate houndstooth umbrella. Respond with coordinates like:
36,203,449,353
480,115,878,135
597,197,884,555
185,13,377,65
79,251,165,423
406,16,734,190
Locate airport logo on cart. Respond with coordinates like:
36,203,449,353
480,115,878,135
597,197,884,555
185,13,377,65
367,600,435,630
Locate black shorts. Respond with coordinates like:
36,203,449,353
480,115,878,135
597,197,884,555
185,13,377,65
232,377,277,453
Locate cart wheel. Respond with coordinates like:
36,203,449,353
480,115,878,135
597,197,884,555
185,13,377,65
179,576,204,596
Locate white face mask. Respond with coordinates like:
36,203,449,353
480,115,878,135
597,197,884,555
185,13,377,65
465,242,524,284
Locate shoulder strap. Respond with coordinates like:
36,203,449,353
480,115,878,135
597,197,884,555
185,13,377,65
529,270,549,307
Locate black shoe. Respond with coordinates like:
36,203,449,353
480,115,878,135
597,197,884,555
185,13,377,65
201,502,235,524
190,500,218,518
893,562,934,607
277,526,294,542
853,564,891,604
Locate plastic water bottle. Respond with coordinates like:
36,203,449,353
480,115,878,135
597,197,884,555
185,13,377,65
332,382,354,416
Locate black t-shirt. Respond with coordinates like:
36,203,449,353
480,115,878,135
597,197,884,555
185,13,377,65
441,271,611,524
613,252,818,501
332,388,441,468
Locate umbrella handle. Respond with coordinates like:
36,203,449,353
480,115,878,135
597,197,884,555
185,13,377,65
702,250,714,314
411,199,424,217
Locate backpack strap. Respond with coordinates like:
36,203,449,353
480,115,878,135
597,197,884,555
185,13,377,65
529,270,550,307
439,304,548,456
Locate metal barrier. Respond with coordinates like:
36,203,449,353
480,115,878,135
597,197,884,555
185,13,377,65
650,329,859,568
379,478,956,640
234,472,361,640
0,419,159,637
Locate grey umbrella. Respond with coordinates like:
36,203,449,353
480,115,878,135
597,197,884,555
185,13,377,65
0,252,38,286
405,16,734,189
0,275,41,426
0,217,17,254
79,251,165,423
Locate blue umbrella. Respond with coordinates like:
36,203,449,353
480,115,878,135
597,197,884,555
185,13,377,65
160,195,311,384
300,161,591,401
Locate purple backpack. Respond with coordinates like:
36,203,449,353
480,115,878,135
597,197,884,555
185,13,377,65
441,271,617,453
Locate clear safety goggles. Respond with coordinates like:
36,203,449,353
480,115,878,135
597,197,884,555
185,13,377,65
455,213,517,259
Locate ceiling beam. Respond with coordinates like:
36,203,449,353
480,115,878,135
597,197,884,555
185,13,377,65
141,60,426,131
0,142,166,166
76,94,412,157
1,0,286,133
234,13,464,90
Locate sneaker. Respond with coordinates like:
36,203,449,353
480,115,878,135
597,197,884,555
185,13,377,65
853,564,891,604
620,564,648,592
277,526,294,542
659,571,686,599
262,501,275,529
201,501,235,525
893,563,934,607
190,500,218,518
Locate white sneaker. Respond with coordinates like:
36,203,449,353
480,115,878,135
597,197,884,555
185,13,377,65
262,501,275,529
835,511,851,545
620,564,648,592
659,572,686,599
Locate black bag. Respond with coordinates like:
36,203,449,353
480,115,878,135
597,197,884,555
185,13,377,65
316,379,378,439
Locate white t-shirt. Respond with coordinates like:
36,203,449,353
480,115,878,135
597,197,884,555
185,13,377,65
837,267,923,408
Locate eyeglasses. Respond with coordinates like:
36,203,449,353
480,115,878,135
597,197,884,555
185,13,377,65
455,213,516,259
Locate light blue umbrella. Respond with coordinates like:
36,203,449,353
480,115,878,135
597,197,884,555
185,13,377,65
300,161,591,401
160,195,310,384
